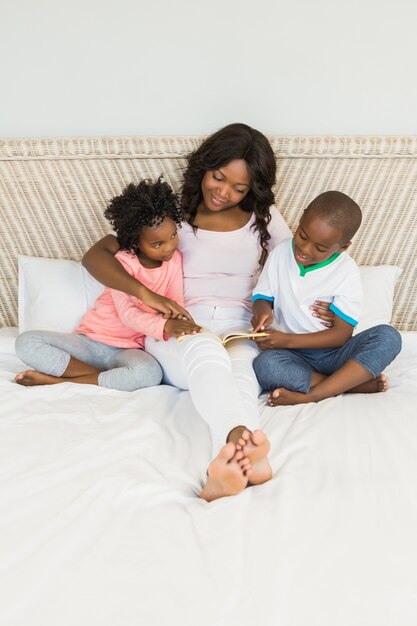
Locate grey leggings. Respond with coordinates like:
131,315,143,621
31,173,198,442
15,331,163,391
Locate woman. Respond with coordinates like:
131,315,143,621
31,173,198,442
83,123,331,501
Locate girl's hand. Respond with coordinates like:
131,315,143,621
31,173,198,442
164,318,203,339
141,288,194,321
254,330,289,350
310,300,335,328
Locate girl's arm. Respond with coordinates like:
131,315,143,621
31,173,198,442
111,289,201,339
82,235,194,320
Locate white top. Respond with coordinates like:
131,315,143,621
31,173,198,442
178,205,291,309
253,238,363,332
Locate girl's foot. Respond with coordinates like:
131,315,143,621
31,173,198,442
15,370,63,386
235,429,272,486
200,442,249,502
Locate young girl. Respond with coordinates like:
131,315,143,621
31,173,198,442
15,179,201,391
83,123,333,501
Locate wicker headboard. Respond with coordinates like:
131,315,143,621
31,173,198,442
0,136,416,330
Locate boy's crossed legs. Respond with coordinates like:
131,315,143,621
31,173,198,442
253,324,402,406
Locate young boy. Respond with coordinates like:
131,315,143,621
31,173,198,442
251,190,402,406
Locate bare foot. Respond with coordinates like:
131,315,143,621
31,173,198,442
347,374,389,394
200,442,249,502
15,370,64,386
235,429,272,486
268,374,390,406
268,388,310,406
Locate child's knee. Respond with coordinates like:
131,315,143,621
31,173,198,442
15,331,38,361
253,351,277,387
375,324,402,358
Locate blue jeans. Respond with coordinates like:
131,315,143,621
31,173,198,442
15,331,163,392
253,324,402,393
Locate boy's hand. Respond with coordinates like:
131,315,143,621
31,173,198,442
164,318,202,339
251,300,274,332
254,330,289,350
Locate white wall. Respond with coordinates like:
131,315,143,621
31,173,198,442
2,0,417,137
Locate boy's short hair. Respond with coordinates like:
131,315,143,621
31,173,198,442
104,178,183,253
304,190,362,244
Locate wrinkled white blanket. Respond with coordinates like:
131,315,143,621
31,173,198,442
1,332,417,626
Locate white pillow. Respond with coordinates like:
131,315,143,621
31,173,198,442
17,256,401,336
18,255,104,333
0,327,19,355
354,265,402,334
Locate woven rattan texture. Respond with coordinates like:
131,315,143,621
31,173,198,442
0,136,416,330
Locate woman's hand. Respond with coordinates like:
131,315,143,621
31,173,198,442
142,287,194,321
310,300,335,328
164,318,203,339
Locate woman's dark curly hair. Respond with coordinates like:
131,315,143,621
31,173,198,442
181,123,276,255
104,178,183,256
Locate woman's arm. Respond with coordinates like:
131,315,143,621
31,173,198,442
82,235,194,320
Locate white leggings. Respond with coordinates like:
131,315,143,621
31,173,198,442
145,305,261,457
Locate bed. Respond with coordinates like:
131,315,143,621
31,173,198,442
1,135,416,626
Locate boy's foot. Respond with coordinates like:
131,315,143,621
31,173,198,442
235,429,272,486
268,388,311,406
347,374,389,394
200,443,249,502
268,374,390,406
15,370,62,386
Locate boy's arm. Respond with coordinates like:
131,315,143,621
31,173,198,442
251,247,279,331
251,298,275,332
82,235,194,321
255,312,354,350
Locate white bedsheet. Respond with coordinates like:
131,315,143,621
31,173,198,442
1,332,417,626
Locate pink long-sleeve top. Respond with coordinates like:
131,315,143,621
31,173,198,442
76,249,184,349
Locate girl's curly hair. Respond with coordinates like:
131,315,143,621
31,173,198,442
104,178,183,256
181,123,276,256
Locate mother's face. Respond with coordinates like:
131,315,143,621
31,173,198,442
200,159,251,213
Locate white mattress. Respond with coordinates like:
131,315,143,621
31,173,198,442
1,330,417,626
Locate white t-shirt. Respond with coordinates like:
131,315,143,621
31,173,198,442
178,206,291,309
253,238,363,332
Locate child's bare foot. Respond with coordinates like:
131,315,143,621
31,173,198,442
200,442,249,502
234,429,272,486
347,374,389,394
15,370,63,386
268,388,310,406
268,373,390,406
